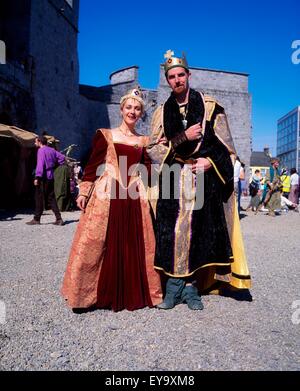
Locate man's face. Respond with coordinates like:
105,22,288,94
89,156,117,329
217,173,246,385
34,139,41,148
273,161,279,169
166,67,190,96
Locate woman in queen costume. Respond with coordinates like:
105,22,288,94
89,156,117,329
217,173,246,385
61,88,162,312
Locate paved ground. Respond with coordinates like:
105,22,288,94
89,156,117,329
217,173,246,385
0,199,300,371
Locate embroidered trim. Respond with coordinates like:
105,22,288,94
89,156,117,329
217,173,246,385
207,157,226,185
154,262,232,278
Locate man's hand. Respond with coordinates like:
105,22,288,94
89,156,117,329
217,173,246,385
76,195,87,211
191,158,212,173
33,179,39,186
157,136,168,145
185,123,202,141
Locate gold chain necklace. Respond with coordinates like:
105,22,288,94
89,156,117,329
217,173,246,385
118,127,136,137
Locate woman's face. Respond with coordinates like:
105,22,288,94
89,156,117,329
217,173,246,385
121,98,142,126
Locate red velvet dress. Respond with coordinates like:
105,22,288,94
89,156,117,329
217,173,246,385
82,133,153,311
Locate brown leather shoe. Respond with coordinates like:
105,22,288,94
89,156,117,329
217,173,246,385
53,219,64,226
26,219,40,225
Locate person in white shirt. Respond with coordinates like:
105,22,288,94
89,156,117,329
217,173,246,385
281,193,299,212
289,168,299,205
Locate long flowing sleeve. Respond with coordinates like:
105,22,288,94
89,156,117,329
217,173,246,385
140,148,152,175
203,135,234,203
146,106,171,168
79,131,108,197
200,105,234,202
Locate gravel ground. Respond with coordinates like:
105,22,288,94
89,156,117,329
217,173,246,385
0,198,300,371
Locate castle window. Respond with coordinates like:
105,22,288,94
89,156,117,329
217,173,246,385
65,0,73,7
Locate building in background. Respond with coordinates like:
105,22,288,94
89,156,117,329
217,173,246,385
250,147,271,178
0,0,81,150
81,65,252,169
0,0,252,206
277,106,300,171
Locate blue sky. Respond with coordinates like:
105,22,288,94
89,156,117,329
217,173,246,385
78,0,300,156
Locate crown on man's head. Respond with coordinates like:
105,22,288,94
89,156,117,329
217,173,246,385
163,49,189,74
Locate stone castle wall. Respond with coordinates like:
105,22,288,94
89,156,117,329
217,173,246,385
82,65,252,167
0,0,251,168
29,0,81,150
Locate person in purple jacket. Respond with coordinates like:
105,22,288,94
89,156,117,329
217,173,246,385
26,136,65,225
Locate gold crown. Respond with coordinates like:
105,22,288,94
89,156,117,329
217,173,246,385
163,49,189,74
120,86,145,110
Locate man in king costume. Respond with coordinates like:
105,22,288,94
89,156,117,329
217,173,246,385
147,50,251,310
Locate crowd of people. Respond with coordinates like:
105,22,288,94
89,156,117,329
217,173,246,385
234,157,299,217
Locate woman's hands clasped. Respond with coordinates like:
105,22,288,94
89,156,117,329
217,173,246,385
76,195,87,211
